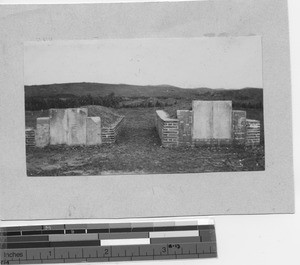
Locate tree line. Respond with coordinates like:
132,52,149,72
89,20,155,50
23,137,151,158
25,93,263,111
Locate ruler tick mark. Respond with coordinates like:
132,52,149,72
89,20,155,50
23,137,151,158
1,221,216,263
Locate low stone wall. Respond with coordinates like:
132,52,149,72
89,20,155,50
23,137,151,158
101,116,125,144
155,110,179,147
25,128,35,147
246,119,260,146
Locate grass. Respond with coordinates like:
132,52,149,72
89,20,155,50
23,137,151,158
26,106,265,176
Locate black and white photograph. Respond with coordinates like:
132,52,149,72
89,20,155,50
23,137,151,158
24,37,264,176
0,0,294,222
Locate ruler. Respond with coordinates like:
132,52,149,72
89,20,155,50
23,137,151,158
0,220,217,263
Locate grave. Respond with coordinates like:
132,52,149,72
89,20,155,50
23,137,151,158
156,100,261,147
29,106,124,147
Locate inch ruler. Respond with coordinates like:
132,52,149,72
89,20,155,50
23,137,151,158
0,220,217,263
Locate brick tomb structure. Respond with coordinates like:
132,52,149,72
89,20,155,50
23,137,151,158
26,107,124,147
155,100,261,148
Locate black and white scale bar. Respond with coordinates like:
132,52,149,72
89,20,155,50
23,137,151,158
0,219,217,263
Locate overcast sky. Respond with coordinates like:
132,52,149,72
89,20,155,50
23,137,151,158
24,36,263,89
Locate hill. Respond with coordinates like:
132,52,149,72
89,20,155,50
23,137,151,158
25,82,262,100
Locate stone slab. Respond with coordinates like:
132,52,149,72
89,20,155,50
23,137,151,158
192,101,232,140
35,117,50,148
66,108,87,145
86,117,102,145
49,109,68,145
212,101,232,139
192,101,213,140
49,108,87,145
177,110,192,146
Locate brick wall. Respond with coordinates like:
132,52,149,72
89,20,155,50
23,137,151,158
25,128,35,147
101,116,125,144
156,110,179,147
246,119,260,146
232,110,247,145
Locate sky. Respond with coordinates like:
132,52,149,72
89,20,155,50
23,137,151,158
24,36,263,89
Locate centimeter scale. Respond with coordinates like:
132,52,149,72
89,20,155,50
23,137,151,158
0,220,217,264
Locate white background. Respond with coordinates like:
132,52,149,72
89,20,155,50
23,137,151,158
0,0,299,265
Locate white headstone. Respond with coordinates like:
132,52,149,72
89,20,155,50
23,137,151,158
192,100,232,140
49,108,88,145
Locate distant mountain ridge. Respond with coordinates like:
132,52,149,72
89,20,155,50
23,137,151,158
25,82,263,100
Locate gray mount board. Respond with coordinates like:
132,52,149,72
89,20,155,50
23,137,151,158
0,0,294,220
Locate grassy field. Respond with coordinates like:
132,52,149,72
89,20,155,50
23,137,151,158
26,106,265,176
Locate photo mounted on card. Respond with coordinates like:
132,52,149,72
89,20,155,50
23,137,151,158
0,0,294,220
24,37,264,176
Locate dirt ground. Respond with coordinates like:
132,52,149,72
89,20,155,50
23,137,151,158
26,107,265,176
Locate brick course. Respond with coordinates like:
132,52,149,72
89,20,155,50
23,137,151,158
246,119,260,146
25,128,35,147
101,116,125,144
156,110,179,147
